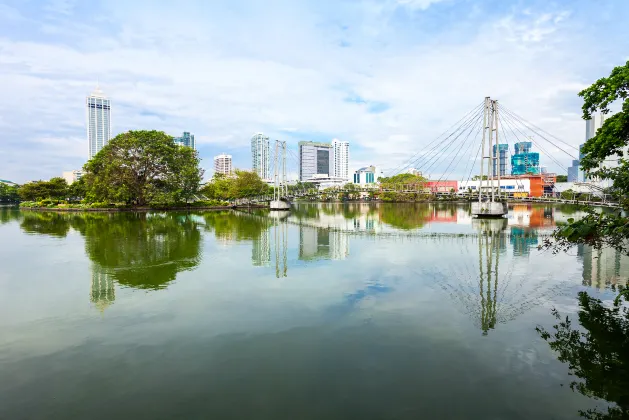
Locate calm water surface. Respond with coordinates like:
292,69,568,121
0,203,625,419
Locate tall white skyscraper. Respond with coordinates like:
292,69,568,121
331,138,350,181
214,153,232,175
251,133,270,180
86,86,111,159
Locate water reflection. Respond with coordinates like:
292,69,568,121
537,291,629,419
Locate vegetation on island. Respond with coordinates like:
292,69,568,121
538,60,629,420
0,182,20,203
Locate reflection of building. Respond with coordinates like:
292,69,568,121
510,227,538,256
298,225,349,261
252,229,271,267
173,131,195,149
579,245,629,290
214,153,233,175
87,86,111,159
91,270,115,311
251,133,270,180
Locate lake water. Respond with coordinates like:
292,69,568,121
0,203,626,419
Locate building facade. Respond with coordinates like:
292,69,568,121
331,139,350,181
173,132,195,149
62,170,84,185
87,86,111,159
492,144,508,177
251,133,270,180
299,141,332,181
353,165,381,184
214,154,233,175
567,159,580,182
511,142,539,175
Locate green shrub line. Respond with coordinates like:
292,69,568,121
19,199,236,211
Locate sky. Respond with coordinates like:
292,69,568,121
0,0,628,183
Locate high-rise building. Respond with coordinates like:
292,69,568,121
331,139,350,181
174,132,195,149
299,141,332,181
251,133,270,180
492,144,508,177
214,153,232,175
567,160,580,182
86,86,111,159
511,141,539,175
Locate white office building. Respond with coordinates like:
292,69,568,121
331,138,350,181
214,153,233,175
87,86,111,159
299,141,332,181
251,133,270,180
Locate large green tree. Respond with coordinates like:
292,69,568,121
544,61,629,255
83,130,203,206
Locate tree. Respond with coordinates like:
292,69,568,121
200,170,269,201
537,292,629,419
543,61,629,255
472,175,489,181
83,130,203,206
0,183,19,203
556,175,568,182
68,177,87,202
18,178,68,201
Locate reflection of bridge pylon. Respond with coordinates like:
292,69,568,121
91,269,115,312
273,216,289,278
436,218,570,336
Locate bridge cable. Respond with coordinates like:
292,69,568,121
396,103,484,177
438,113,485,186
500,105,578,152
417,108,484,178
388,101,485,176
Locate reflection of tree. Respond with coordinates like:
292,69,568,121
72,213,202,290
378,204,432,230
0,208,20,225
20,211,71,237
537,292,629,419
203,211,270,242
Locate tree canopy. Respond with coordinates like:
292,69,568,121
0,183,20,203
18,178,68,202
544,61,629,255
83,130,203,206
201,170,270,201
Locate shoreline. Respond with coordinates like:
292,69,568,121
17,204,268,213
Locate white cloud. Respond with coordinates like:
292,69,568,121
0,0,626,182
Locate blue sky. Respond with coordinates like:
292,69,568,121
1,0,628,182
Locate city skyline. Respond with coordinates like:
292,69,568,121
1,1,628,183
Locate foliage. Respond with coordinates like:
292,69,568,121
378,203,432,229
68,177,87,201
83,130,204,206
544,61,629,256
379,173,426,185
536,291,629,419
201,171,270,201
0,183,20,203
556,175,568,183
18,178,68,202
472,175,489,181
